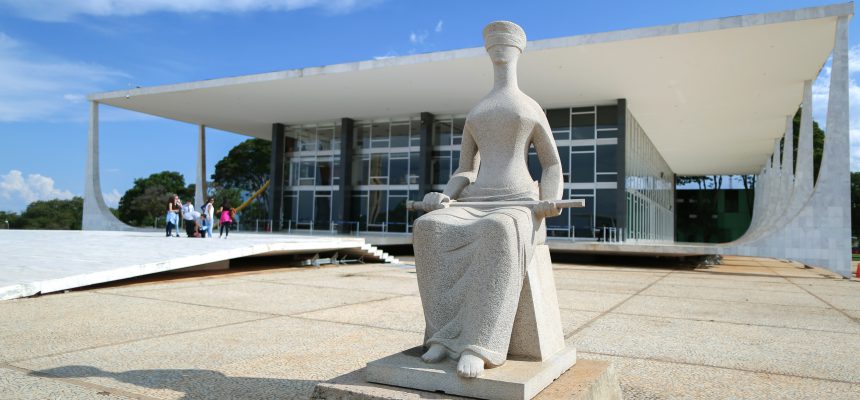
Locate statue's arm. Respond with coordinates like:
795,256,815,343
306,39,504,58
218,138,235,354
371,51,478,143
533,111,563,202
441,123,480,200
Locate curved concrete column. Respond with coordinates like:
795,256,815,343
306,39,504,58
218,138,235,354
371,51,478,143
82,102,141,231
723,16,852,276
786,80,816,217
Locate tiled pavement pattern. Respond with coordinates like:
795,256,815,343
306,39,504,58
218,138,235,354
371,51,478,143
1,256,859,399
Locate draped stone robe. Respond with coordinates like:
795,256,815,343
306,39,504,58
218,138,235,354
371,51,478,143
412,97,553,367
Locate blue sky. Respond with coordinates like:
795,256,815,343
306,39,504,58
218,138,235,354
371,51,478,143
0,0,858,211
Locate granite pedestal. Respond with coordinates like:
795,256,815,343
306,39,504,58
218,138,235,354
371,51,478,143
312,354,622,400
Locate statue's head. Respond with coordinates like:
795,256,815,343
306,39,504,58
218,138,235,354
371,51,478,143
483,21,526,64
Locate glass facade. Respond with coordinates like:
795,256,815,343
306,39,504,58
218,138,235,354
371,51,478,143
279,100,672,243
624,110,675,241
350,119,422,232
283,124,341,231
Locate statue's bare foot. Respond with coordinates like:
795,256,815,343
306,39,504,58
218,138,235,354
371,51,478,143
421,344,447,363
456,351,484,378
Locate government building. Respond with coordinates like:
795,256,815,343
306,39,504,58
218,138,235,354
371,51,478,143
82,2,854,276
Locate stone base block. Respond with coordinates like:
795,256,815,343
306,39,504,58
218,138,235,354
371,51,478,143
312,347,622,400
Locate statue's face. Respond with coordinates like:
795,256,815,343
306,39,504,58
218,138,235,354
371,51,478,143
487,45,520,65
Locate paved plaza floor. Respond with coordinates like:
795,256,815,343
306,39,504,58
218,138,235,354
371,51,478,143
1,255,858,399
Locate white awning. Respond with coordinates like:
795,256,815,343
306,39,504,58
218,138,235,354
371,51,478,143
90,2,852,175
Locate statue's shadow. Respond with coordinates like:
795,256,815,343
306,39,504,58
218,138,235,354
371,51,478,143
30,365,316,399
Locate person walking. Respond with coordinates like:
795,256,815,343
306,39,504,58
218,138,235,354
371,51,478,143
182,200,197,237
218,201,234,239
166,195,181,237
202,198,215,238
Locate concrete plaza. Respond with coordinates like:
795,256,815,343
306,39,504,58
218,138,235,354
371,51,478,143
1,256,858,399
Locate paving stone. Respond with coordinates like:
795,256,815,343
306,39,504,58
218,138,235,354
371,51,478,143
16,317,422,400
792,281,860,298
0,292,264,363
614,295,860,333
295,295,425,333
640,282,829,308
581,352,860,400
118,280,397,316
806,292,860,311
556,289,632,312
571,314,860,383
0,366,134,400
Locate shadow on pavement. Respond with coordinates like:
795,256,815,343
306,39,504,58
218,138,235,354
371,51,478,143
31,365,317,399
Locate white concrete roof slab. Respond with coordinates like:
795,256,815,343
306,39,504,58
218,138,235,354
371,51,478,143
90,3,852,175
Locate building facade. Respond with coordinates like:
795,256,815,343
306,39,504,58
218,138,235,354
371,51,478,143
277,101,672,241
81,3,853,275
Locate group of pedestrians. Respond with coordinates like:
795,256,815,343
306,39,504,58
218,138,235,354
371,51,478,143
165,194,235,239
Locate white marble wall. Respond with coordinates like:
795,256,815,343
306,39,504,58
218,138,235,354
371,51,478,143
724,16,852,277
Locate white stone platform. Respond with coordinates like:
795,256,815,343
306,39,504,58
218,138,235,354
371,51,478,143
0,230,374,301
362,346,577,400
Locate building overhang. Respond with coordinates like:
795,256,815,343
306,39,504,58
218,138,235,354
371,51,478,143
89,2,853,176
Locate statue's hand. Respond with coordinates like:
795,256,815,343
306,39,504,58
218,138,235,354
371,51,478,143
422,192,451,211
533,200,561,219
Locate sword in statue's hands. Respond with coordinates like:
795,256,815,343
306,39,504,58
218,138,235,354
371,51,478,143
407,198,585,214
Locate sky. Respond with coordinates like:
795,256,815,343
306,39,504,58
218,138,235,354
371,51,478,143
1,0,859,211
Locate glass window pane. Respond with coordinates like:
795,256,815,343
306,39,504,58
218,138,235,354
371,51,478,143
316,158,332,185
571,153,594,183
409,152,420,184
351,195,367,230
571,195,594,237
596,144,617,173
596,189,617,227
572,114,595,140
390,158,409,185
314,194,331,229
298,191,313,222
298,128,315,152
391,123,410,148
434,120,452,146
387,195,408,232
370,153,389,185
371,122,390,148
356,125,371,149
528,150,540,181
369,190,387,226
596,105,617,130
318,128,334,151
433,152,451,184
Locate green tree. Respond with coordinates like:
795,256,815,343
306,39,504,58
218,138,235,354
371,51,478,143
211,138,271,220
118,171,192,227
0,210,20,229
17,197,83,230
789,108,825,182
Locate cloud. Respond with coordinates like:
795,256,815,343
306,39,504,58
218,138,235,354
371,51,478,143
435,20,444,33
0,0,383,22
102,188,122,208
0,32,129,122
409,31,428,45
0,170,75,209
810,44,860,171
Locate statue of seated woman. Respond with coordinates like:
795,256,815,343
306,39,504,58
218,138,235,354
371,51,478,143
412,21,564,379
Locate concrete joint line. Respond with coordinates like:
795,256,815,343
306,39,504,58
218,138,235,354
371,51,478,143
783,276,860,326
564,271,673,339
95,291,281,317
606,310,858,336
